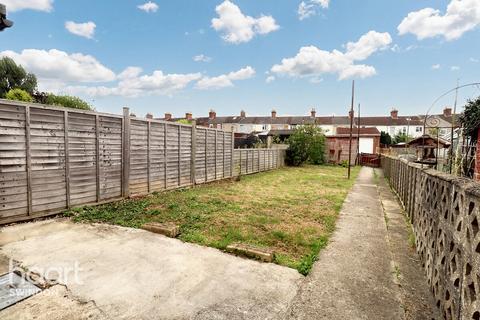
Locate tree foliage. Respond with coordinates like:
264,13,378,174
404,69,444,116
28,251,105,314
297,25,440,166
459,96,480,141
393,132,411,144
5,88,34,102
286,125,326,166
0,57,37,97
380,131,392,146
45,94,92,110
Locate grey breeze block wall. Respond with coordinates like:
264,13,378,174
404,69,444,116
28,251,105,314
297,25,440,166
0,100,285,225
382,156,480,320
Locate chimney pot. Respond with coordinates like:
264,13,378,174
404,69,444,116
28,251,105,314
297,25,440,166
310,108,316,118
240,110,246,118
146,113,153,119
271,109,277,119
390,108,398,119
443,107,452,117
164,112,172,121
185,112,192,121
209,109,216,120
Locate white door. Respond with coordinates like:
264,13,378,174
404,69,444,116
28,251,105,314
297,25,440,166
359,138,374,154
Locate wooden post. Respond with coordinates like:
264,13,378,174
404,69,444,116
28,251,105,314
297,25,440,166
222,133,225,178
95,114,101,202
205,130,208,182
191,121,197,185
264,149,266,171
239,149,242,175
64,111,71,208
164,123,168,189
147,121,151,193
214,131,217,180
178,125,181,186
25,106,32,215
122,107,130,197
347,80,355,179
246,149,249,174
230,131,234,177
257,149,260,172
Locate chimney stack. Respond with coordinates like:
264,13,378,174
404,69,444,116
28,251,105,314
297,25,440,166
310,108,316,118
443,107,452,117
164,112,172,121
209,109,216,120
271,109,277,119
145,113,153,119
390,108,398,119
240,110,246,118
185,112,192,121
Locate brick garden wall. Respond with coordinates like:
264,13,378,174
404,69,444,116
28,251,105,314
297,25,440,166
382,156,480,319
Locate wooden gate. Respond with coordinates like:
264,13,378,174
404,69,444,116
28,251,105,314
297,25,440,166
359,153,380,167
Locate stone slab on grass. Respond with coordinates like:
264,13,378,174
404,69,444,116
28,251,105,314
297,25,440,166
226,243,275,262
141,222,180,238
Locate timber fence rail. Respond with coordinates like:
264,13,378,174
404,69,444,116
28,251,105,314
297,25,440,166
382,155,480,320
0,99,285,225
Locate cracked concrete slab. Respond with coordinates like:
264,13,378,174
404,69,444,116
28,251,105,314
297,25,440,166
0,219,302,320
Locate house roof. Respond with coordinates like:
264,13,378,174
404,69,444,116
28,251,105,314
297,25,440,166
166,112,456,127
407,134,451,148
335,127,381,136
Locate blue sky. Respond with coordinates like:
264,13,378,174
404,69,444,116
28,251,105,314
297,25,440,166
1,0,480,118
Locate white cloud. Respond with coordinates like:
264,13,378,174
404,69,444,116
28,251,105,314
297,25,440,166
431,64,441,70
193,54,212,63
196,66,255,90
65,21,96,39
0,49,115,82
298,0,329,20
2,0,53,12
451,66,460,71
470,57,479,63
398,0,480,41
266,76,275,83
137,1,158,13
211,0,279,44
67,68,202,97
271,30,391,80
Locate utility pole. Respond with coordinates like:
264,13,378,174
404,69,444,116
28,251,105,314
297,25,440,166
356,103,361,165
348,80,355,179
449,79,459,174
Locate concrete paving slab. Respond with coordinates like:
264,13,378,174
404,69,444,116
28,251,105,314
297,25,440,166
0,219,302,320
286,167,404,320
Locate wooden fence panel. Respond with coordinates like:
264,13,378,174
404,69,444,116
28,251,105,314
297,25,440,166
99,116,122,200
129,119,148,196
150,122,166,192
68,112,96,206
0,100,285,225
0,103,28,219
195,128,207,184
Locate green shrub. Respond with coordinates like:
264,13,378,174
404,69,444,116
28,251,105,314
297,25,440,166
45,94,92,110
5,88,34,102
286,125,326,166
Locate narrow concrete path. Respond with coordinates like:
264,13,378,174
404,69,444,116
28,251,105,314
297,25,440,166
286,166,436,320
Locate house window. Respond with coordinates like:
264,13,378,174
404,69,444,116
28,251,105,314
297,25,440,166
416,126,422,132
402,127,407,133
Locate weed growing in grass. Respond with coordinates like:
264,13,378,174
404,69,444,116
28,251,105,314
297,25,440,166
66,165,360,275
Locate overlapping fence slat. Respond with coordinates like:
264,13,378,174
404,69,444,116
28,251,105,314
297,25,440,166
0,100,285,225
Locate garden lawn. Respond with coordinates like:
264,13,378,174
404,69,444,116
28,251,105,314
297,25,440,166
66,165,360,275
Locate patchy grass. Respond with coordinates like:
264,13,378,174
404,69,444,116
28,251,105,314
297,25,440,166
66,165,360,275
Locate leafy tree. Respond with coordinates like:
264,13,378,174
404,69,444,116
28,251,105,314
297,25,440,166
380,131,392,146
459,96,480,141
393,132,411,144
0,57,37,97
286,125,326,166
45,94,92,110
5,88,33,102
